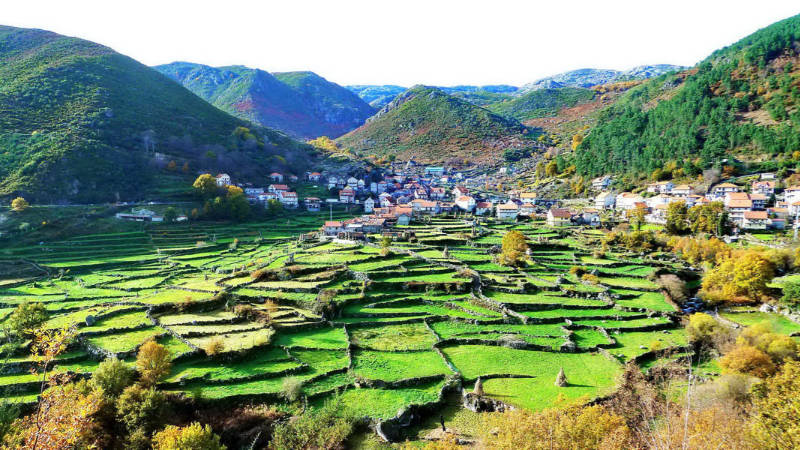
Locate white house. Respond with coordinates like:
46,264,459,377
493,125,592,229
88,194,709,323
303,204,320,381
305,197,321,212
270,172,284,183
308,172,322,182
594,192,615,210
347,177,359,189
278,191,298,208
752,181,775,196
785,186,800,208
339,188,356,203
672,185,694,197
244,187,264,195
519,192,538,205
546,208,572,227
379,192,393,207
215,173,231,186
646,194,673,209
578,209,601,226
591,176,612,191
496,201,519,220
364,197,375,213
268,184,289,193
742,211,769,230
711,182,739,197
455,195,476,212
475,202,493,216
616,192,644,210
327,176,338,190
646,181,674,194
324,221,344,236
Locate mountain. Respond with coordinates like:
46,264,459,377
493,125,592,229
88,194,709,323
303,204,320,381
155,63,375,139
336,86,535,165
488,87,597,121
347,84,520,109
574,14,800,177
0,26,313,203
346,85,410,109
519,65,685,92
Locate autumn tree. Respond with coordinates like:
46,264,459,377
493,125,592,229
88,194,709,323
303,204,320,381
91,357,135,397
499,230,528,267
116,384,169,435
136,340,172,387
701,250,774,304
751,360,800,448
10,197,29,212
153,422,226,450
5,302,47,337
545,160,558,177
192,174,219,199
719,345,776,378
688,201,729,236
664,201,689,235
628,205,647,231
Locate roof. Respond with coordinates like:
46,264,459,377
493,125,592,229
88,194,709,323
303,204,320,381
786,185,800,191
673,184,693,190
310,172,321,176
520,192,538,199
456,196,474,203
325,221,342,227
727,192,750,200
476,202,493,208
340,188,355,194
305,197,321,201
715,182,738,189
749,193,768,200
411,199,437,207
216,173,229,178
728,199,753,208
549,208,572,218
280,191,297,197
744,211,768,220
270,172,282,176
498,201,519,210
270,184,289,190
753,180,775,187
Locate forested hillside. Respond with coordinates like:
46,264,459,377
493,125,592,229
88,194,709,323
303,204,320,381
0,26,313,203
337,86,536,165
575,15,800,177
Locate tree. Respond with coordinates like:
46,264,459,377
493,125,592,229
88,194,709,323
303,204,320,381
686,313,729,347
10,197,29,212
545,160,558,177
751,360,800,448
192,174,219,199
628,205,647,231
665,201,689,234
499,230,528,267
781,280,800,307
153,422,225,450
136,341,171,387
270,396,355,450
688,201,729,236
226,186,250,221
166,160,177,171
266,199,284,216
6,302,47,337
91,357,134,397
116,384,168,434
701,250,774,304
163,207,178,223
181,162,190,174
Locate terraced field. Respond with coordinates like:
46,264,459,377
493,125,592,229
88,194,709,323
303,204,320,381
0,216,689,435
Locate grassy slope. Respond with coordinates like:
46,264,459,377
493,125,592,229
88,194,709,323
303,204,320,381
336,86,535,164
0,26,312,203
488,87,597,121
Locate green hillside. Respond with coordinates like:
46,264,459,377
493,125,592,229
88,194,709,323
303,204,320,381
574,14,800,177
336,86,536,164
0,26,312,203
488,87,597,121
156,63,375,139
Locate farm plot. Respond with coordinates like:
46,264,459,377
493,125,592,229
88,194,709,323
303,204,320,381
0,215,688,428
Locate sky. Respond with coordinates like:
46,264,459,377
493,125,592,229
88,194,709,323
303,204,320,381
3,0,799,87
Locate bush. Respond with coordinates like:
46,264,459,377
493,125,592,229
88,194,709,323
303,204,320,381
204,338,225,356
281,377,303,402
92,357,135,397
686,313,730,348
569,266,586,277
581,273,600,285
6,302,47,337
152,422,225,450
270,396,355,449
781,280,800,307
719,345,776,378
116,384,169,434
10,197,29,212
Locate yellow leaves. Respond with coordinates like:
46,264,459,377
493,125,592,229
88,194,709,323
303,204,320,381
10,197,28,212
701,249,774,304
32,326,76,367
499,230,528,267
751,360,800,448
136,340,172,387
153,422,225,450
570,133,584,150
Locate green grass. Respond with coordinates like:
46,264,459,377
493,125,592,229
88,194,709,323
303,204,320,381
352,350,451,382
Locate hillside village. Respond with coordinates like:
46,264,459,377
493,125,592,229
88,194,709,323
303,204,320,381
134,163,797,241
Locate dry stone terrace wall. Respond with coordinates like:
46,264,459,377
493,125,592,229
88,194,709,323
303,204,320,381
0,217,690,440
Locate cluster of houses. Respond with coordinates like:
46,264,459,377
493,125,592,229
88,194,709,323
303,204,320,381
590,173,791,231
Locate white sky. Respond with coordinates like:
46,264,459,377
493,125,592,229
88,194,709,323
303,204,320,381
3,0,799,87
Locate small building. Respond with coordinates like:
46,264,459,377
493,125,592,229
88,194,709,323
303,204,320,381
278,191,299,208
475,202,493,216
215,173,231,186
244,187,264,195
379,192,394,207
752,180,775,196
116,208,163,222
308,172,322,182
425,166,445,176
364,197,375,213
547,208,572,227
347,177,359,189
430,187,446,200
594,192,616,210
453,186,470,198
578,209,601,226
339,188,356,204
270,172,284,183
304,197,321,212
268,184,289,193
672,185,694,197
324,221,344,236
519,192,538,205
410,199,439,215
289,174,299,183
496,201,520,220
711,182,739,197
646,181,674,194
742,210,769,230
455,195,476,212
616,192,644,210
591,175,612,191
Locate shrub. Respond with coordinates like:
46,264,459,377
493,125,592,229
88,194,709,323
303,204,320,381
281,377,303,402
116,384,169,434
719,345,776,378
751,360,800,447
270,396,355,449
6,302,47,337
581,273,600,285
204,338,225,356
781,280,800,307
92,357,135,397
152,422,225,450
136,341,172,387
686,313,730,348
10,197,29,212
569,266,586,277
